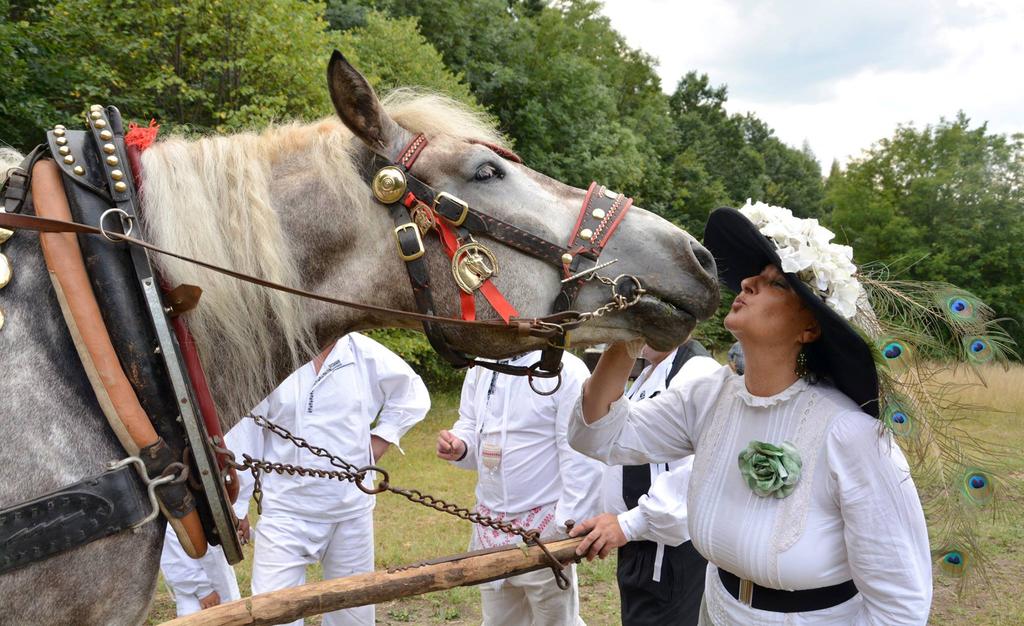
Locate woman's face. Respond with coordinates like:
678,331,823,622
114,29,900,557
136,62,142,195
724,265,819,348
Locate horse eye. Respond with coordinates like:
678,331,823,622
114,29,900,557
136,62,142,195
474,162,503,181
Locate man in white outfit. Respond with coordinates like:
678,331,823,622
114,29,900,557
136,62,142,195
229,332,430,626
571,339,720,625
159,524,241,616
435,350,604,626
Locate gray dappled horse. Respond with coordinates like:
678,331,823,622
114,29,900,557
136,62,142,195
0,53,719,623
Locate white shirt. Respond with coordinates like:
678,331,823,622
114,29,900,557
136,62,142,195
604,351,721,546
449,351,603,532
229,332,430,522
569,367,932,625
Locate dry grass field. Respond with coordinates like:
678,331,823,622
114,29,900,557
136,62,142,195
147,364,1023,625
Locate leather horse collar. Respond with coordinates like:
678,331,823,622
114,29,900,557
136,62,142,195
362,133,638,391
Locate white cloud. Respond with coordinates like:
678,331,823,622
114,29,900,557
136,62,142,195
599,0,1024,171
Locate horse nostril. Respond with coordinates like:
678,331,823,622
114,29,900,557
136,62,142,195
691,240,717,277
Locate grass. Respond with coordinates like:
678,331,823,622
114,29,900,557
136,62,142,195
148,364,1024,624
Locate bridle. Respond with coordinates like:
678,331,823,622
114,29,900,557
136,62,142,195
362,132,642,392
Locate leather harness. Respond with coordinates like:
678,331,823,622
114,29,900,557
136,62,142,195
363,133,637,391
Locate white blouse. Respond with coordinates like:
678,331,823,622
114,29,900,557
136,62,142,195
569,366,932,625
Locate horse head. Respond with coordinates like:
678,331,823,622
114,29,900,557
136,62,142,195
323,51,719,356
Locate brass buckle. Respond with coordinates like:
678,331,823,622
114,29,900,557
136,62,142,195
434,192,469,226
394,223,425,261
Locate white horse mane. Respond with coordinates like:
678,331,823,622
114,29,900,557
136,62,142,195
139,90,504,417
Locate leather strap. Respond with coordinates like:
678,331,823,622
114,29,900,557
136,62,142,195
0,464,151,575
718,568,859,613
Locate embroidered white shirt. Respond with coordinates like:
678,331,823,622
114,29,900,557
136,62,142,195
229,332,430,522
569,367,932,625
449,351,604,535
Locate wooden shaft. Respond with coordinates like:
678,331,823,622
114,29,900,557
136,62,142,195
163,537,584,626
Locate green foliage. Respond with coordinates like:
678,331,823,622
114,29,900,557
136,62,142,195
826,113,1024,349
365,329,465,391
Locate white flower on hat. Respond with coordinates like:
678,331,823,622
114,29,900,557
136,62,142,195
739,200,863,319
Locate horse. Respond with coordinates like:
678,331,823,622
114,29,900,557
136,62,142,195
0,52,719,624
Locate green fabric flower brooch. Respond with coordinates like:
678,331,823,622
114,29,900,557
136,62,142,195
738,441,803,499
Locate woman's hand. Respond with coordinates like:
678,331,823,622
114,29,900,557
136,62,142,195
435,430,466,461
570,513,628,560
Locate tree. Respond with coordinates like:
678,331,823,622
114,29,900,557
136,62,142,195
827,113,1024,349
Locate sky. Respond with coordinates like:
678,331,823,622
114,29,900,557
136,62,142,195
599,0,1024,172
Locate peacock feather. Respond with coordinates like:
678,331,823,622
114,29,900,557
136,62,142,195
855,272,1018,591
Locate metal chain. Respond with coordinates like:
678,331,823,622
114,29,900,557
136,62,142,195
223,414,573,589
535,272,646,338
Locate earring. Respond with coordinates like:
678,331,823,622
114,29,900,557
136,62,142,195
795,349,808,378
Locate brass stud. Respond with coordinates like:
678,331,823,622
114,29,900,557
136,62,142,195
90,104,103,112
54,124,66,130
0,306,5,331
99,130,113,141
114,181,127,193
90,110,102,120
110,169,124,181
93,119,106,129
0,253,10,289
56,137,68,146
73,165,85,176
0,228,12,244
106,155,119,166
63,154,75,165
103,143,116,154
591,208,606,220
58,146,71,156
53,128,66,137
561,253,573,265
579,228,593,241
603,188,618,199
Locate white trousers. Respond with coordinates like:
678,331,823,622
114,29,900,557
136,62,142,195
161,529,241,617
480,565,585,626
252,512,375,626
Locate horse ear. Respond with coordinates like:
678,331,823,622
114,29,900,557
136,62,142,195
327,50,407,154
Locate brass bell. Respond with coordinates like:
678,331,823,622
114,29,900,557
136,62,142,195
110,169,124,181
73,166,85,176
106,155,119,166
579,228,593,241
591,208,606,220
99,130,113,141
371,166,407,204
0,253,11,289
103,143,116,154
114,181,127,193
94,119,106,129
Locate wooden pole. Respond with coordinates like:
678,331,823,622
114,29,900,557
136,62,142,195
163,537,584,626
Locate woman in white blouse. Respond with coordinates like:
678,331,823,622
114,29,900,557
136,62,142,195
568,204,932,625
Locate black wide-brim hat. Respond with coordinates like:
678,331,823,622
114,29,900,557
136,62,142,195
703,207,880,417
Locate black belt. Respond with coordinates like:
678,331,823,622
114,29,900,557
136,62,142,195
718,568,858,613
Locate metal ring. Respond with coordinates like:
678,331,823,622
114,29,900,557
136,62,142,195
353,465,390,495
527,364,563,396
99,207,134,242
612,274,644,306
